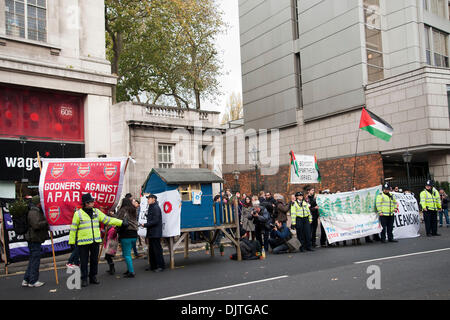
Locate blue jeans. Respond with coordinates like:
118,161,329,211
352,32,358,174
68,245,80,265
24,242,42,284
121,238,137,273
439,209,449,226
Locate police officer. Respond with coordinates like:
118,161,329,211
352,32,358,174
420,180,442,237
69,193,126,287
291,192,313,252
376,183,398,243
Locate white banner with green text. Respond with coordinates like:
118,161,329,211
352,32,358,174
317,186,383,243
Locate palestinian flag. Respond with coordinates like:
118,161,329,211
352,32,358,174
290,150,300,178
314,154,321,183
359,108,393,142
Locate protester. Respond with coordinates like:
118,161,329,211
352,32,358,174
69,193,125,287
230,229,260,260
420,180,442,236
141,194,165,272
104,225,119,275
439,189,449,228
273,193,289,223
252,203,271,252
269,219,292,254
306,188,320,248
376,183,398,243
116,198,138,278
241,196,255,239
131,198,143,258
291,192,313,252
258,191,266,204
22,196,49,288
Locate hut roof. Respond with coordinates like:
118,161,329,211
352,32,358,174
151,168,224,184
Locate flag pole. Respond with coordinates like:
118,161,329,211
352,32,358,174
98,153,131,261
287,152,292,196
351,129,361,192
37,152,59,285
1,208,8,275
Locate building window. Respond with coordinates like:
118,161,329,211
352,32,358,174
295,53,303,109
291,0,300,40
5,0,47,42
429,0,446,18
158,144,174,168
364,0,384,83
447,85,450,121
424,25,449,67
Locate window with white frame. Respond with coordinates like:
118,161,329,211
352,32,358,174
158,144,174,168
424,25,449,68
364,0,384,83
5,0,47,42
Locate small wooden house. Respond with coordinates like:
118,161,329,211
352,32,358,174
141,168,242,267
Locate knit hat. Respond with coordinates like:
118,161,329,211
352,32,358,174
31,195,40,205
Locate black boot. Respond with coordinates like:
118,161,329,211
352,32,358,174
108,263,115,275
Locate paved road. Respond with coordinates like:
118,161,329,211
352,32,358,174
1,224,449,300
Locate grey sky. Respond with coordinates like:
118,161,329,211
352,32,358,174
203,0,242,116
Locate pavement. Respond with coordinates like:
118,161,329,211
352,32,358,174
0,223,449,301
0,237,229,275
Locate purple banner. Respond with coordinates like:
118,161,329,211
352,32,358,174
2,206,71,263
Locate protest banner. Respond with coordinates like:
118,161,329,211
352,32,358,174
289,153,320,184
138,190,182,238
1,206,71,264
317,186,383,243
38,157,128,232
392,192,420,239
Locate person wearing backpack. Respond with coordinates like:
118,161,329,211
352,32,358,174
22,196,49,288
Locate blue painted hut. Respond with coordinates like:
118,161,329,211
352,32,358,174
141,168,241,267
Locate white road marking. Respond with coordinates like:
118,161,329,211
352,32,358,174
158,275,289,300
354,247,450,264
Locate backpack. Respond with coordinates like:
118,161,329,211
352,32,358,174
12,211,29,235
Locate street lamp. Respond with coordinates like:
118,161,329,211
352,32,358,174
232,170,240,193
402,150,413,192
249,146,260,194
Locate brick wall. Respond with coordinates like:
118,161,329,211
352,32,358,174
223,153,384,198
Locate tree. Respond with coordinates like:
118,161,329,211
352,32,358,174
105,0,226,108
221,92,243,124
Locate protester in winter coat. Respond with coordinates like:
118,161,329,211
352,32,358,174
241,196,255,239
141,194,165,272
269,220,292,254
22,196,49,288
252,204,271,252
116,198,138,277
439,189,449,228
273,194,289,223
104,226,119,275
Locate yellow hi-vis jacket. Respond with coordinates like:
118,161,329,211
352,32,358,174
291,200,312,224
420,188,441,212
68,208,123,246
376,193,397,216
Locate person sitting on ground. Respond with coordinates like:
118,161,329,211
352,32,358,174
269,219,292,254
230,229,260,260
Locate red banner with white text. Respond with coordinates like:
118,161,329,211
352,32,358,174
38,158,127,231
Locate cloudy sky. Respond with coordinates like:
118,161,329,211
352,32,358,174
204,0,242,116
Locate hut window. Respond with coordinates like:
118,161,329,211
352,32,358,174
178,184,201,201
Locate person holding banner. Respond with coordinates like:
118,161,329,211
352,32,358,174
291,192,313,252
420,180,442,237
22,196,49,288
69,193,126,287
376,184,398,243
